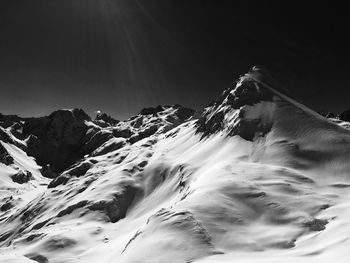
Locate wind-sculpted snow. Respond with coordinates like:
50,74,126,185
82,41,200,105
1,68,350,263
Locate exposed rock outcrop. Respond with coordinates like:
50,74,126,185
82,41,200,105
0,143,14,165
23,109,91,172
140,105,164,116
88,184,139,223
82,130,113,154
95,113,119,126
196,67,274,139
40,164,59,179
0,113,22,129
112,127,134,138
11,170,33,184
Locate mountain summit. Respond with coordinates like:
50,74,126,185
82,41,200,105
1,68,350,263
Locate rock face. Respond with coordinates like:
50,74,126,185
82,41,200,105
196,67,274,139
118,105,195,144
88,184,139,223
0,143,14,165
0,105,195,179
140,105,164,115
0,113,22,129
95,113,119,126
23,109,91,171
112,128,133,138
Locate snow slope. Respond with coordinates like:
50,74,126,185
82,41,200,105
1,67,350,263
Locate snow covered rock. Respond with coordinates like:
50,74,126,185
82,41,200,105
94,113,119,127
0,143,14,165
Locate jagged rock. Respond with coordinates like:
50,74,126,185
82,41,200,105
0,128,12,144
174,106,195,121
227,109,272,140
93,120,109,128
0,113,22,129
92,139,126,156
26,133,40,150
140,105,164,115
196,111,225,137
112,128,133,138
57,200,88,217
48,162,91,188
8,122,25,140
0,143,14,165
67,162,92,177
226,78,273,109
95,113,119,126
128,134,140,144
127,125,159,144
139,125,158,139
0,127,25,151
82,130,113,154
11,170,33,184
48,174,70,188
131,116,143,128
196,67,274,139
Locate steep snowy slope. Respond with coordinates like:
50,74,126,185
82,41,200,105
1,67,350,263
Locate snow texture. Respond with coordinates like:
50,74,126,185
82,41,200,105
1,68,350,263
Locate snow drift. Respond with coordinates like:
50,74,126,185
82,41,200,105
1,67,350,263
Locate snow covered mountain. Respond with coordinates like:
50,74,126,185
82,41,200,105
1,67,350,263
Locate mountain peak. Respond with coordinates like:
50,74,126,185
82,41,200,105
196,66,323,140
196,67,276,138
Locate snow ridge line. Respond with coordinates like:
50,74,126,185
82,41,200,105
246,73,324,120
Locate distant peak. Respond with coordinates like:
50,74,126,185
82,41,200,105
50,108,91,121
140,105,165,116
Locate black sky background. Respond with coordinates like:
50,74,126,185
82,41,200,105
0,0,349,119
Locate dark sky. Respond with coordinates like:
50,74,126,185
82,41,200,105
0,1,349,119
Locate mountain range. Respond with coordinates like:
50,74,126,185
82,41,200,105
1,67,350,263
